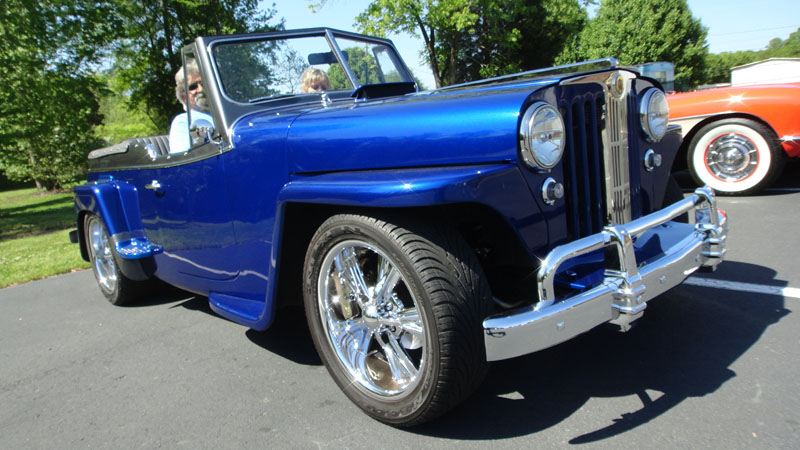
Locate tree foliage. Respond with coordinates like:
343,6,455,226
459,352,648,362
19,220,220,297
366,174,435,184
764,27,800,58
112,0,280,132
558,0,707,90
351,0,586,87
0,0,114,190
702,28,800,85
0,0,280,190
94,71,160,144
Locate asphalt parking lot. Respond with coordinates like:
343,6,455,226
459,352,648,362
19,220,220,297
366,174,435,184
2,163,799,449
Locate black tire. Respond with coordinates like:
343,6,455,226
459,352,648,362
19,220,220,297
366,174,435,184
84,214,149,305
687,118,785,195
303,214,492,426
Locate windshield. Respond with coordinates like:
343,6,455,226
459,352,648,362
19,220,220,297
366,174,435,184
210,33,413,103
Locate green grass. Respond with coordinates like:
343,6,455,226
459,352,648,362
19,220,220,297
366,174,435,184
0,187,77,239
0,230,90,288
1,186,89,288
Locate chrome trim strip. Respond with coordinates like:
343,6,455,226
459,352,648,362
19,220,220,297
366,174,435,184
483,186,727,361
443,58,620,90
668,111,734,122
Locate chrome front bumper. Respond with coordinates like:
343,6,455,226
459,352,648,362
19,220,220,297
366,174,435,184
483,186,727,361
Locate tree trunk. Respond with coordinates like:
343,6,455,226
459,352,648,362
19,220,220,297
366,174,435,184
27,149,43,191
416,17,443,88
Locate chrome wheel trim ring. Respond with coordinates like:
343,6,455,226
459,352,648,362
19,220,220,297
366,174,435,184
317,239,426,399
87,217,118,294
705,132,758,182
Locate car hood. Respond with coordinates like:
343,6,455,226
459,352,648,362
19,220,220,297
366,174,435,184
280,79,556,173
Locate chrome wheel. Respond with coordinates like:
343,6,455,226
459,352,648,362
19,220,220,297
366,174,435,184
87,216,118,294
317,240,425,398
704,132,758,182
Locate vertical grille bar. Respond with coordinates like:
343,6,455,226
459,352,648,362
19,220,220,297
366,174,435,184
575,101,593,237
563,92,606,239
564,103,581,239
590,97,604,232
605,94,632,224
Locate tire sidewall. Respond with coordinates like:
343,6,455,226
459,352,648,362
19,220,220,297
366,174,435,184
690,121,772,194
302,216,441,424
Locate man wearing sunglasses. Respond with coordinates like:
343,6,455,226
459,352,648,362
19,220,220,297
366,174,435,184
168,60,214,153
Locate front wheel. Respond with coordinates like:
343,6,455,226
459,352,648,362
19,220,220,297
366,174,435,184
687,118,785,195
303,214,492,426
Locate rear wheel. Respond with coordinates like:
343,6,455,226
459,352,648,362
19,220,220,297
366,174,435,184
687,118,785,195
303,214,492,426
84,214,148,305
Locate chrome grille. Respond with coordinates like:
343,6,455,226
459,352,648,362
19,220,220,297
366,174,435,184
561,70,636,238
605,92,632,224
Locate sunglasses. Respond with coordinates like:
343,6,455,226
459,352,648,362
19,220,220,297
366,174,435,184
188,81,202,91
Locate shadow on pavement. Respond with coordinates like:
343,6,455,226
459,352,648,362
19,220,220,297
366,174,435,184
245,306,322,366
411,262,789,441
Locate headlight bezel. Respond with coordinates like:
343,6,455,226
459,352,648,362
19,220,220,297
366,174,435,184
640,88,669,142
519,102,566,170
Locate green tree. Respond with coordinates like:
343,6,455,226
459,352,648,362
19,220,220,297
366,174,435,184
702,51,759,85
0,0,114,190
111,0,280,132
347,0,585,87
559,0,707,90
699,28,800,86
94,71,160,145
763,28,800,58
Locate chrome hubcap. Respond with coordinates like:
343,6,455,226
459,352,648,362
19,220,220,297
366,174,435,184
705,132,758,182
88,218,118,293
318,240,425,398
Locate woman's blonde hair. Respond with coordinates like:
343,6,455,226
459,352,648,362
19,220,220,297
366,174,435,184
300,67,331,93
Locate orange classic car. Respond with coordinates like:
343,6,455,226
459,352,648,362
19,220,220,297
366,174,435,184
667,83,800,194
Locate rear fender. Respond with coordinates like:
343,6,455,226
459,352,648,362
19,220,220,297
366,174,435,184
73,180,160,280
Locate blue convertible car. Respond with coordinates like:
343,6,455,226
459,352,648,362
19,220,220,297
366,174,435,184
72,28,728,425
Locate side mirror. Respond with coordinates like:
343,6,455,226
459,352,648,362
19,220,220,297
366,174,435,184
190,119,216,146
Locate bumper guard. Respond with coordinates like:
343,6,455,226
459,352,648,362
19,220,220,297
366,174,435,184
483,186,727,361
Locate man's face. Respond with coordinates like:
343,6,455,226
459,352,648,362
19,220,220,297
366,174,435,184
186,72,209,111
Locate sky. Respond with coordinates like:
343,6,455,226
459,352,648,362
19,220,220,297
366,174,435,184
264,0,800,87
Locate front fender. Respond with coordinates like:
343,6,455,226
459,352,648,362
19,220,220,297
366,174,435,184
277,162,549,256
279,163,525,208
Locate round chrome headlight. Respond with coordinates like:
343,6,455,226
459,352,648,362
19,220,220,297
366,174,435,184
640,89,669,142
519,102,566,169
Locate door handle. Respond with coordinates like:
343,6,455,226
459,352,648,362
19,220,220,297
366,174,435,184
145,180,164,197
145,180,162,190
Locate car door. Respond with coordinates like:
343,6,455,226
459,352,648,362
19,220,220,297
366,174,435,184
145,141,238,282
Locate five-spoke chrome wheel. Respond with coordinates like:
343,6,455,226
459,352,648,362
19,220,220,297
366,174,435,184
303,214,491,426
318,240,425,398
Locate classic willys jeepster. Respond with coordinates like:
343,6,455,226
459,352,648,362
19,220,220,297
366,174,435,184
71,28,728,426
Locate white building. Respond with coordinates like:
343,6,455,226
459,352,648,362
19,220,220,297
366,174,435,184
731,58,800,86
